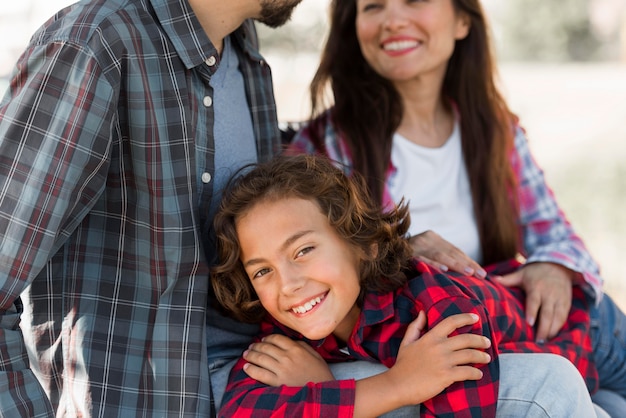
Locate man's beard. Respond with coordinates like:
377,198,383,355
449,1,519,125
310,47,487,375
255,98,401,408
258,0,303,28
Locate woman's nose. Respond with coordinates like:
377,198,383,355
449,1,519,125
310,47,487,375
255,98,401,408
383,5,409,31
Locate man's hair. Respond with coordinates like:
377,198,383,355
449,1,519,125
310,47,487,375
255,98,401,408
211,154,413,323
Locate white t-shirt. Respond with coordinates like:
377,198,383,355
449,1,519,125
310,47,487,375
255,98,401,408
388,120,483,263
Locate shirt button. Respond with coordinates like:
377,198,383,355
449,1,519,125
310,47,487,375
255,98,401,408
206,56,217,66
203,96,213,107
201,172,212,184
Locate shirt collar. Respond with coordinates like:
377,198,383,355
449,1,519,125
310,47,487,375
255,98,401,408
149,0,263,70
360,288,397,327
149,0,218,69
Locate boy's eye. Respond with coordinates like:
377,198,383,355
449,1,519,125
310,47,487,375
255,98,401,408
296,246,314,258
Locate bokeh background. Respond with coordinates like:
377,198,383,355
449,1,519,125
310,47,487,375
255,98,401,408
1,0,625,311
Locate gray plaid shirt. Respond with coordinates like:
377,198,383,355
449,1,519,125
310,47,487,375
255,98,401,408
0,0,280,416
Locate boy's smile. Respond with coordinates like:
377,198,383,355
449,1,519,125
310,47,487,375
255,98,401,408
236,196,362,342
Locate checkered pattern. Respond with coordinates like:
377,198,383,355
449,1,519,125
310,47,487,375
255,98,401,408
219,259,596,417
0,0,280,416
289,110,604,302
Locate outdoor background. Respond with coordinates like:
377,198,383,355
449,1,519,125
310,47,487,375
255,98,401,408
1,0,625,311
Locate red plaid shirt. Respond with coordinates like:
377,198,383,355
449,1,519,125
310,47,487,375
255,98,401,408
218,259,597,417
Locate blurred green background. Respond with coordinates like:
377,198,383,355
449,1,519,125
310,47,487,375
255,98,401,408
1,0,625,310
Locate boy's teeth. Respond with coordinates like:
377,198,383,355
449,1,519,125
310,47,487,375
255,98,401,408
292,296,322,314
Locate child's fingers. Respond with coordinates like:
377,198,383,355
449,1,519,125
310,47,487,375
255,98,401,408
296,340,326,359
427,313,481,338
401,311,427,346
243,347,274,369
445,332,492,352
261,334,300,349
448,347,492,367
242,362,280,386
450,364,485,382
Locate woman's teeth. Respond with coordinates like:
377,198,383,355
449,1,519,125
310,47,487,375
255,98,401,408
384,40,418,51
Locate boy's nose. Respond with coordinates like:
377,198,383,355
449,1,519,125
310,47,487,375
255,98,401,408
279,266,304,294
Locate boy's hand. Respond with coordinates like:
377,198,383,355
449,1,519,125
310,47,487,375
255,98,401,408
389,312,492,405
243,334,334,386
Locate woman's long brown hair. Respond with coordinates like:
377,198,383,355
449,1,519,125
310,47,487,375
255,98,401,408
307,0,519,264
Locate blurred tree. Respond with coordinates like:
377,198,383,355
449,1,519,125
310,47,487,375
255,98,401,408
499,0,601,61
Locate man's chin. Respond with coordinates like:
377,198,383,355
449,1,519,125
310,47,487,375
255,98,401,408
257,0,302,28
256,13,294,29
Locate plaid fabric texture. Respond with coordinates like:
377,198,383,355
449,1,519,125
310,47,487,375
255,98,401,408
219,259,596,417
289,110,604,302
0,0,280,416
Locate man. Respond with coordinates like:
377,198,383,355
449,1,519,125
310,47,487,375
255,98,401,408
0,0,605,417
0,0,298,416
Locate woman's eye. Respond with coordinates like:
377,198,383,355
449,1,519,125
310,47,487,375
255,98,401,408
360,2,382,12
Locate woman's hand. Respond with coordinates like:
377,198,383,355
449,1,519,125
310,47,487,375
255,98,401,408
242,334,334,386
496,262,575,341
409,230,486,279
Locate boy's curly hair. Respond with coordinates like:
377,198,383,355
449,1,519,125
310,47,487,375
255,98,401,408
211,154,413,323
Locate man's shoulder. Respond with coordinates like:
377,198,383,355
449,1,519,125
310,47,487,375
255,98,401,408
29,0,159,55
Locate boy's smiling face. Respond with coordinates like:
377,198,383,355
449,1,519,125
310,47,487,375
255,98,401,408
236,196,362,342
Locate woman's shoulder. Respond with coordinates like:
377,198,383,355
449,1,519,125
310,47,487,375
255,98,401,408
294,109,336,141
286,108,352,164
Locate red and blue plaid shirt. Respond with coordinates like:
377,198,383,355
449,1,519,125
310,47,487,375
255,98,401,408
219,259,596,417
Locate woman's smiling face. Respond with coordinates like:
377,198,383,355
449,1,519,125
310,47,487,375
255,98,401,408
236,196,362,342
355,0,470,83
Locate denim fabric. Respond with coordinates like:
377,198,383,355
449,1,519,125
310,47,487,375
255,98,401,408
590,294,626,416
333,354,601,417
496,354,601,418
211,354,599,417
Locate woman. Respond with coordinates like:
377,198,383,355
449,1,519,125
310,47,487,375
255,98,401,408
287,0,625,415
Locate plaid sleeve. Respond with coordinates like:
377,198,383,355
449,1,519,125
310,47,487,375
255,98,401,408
286,110,355,172
0,40,114,293
412,273,499,418
218,358,356,418
218,319,356,417
285,121,318,155
511,126,603,302
0,41,114,413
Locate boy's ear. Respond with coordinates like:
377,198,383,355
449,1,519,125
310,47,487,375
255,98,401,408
368,243,379,259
